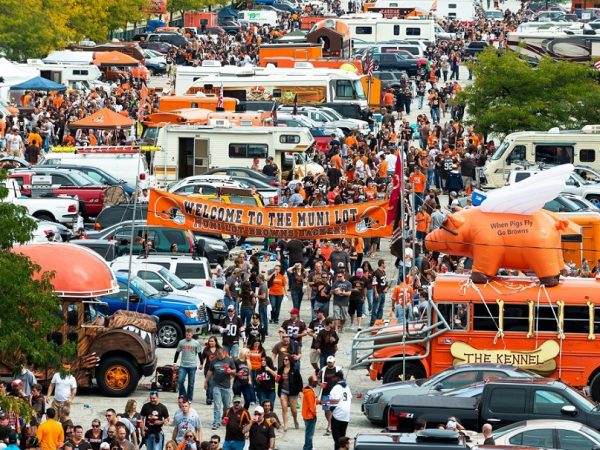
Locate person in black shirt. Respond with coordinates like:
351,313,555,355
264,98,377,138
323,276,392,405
246,314,265,348
140,392,170,450
223,397,251,449
255,355,277,406
307,309,326,373
262,157,279,178
348,269,367,331
219,306,244,359
244,406,275,450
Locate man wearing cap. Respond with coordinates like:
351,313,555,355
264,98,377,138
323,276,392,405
223,396,251,450
327,371,351,450
243,406,274,450
331,272,352,333
206,347,236,431
219,305,243,359
281,308,307,350
301,375,319,450
317,355,340,436
224,269,243,314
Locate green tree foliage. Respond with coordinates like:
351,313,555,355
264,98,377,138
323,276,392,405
457,48,600,139
0,172,73,371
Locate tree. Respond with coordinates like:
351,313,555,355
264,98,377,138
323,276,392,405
456,48,600,139
0,172,73,374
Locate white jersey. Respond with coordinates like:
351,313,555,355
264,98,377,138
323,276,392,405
330,381,352,422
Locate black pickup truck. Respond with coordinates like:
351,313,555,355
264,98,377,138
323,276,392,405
388,379,600,433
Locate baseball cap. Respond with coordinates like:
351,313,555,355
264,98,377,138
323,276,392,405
100,443,111,450
290,307,299,315
356,268,364,275
232,396,243,403
227,305,235,311
326,356,336,363
254,405,264,415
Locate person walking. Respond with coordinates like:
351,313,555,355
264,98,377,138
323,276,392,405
222,396,251,450
370,260,388,326
327,371,351,450
331,272,352,333
174,328,202,402
200,336,221,406
46,368,77,411
171,397,202,444
219,305,243,359
140,391,170,450
267,265,288,325
254,354,277,405
205,347,236,431
276,355,303,432
244,406,275,450
301,375,319,450
233,348,255,410
315,319,339,369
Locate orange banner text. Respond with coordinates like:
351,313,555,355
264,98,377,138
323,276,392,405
147,189,393,239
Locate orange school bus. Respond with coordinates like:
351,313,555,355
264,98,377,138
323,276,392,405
158,95,238,112
351,273,600,400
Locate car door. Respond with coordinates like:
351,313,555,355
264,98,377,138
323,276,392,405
482,386,528,428
557,428,598,450
532,388,575,417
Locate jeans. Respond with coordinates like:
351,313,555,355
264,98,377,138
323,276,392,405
270,294,283,323
256,389,276,406
365,288,373,314
314,301,330,317
370,292,385,326
224,295,238,314
291,288,304,312
331,417,349,450
395,306,405,325
259,303,269,336
178,366,197,401
145,432,164,450
414,192,424,211
206,376,213,403
212,386,231,427
223,441,245,450
223,343,239,359
240,307,253,330
418,95,424,109
303,418,317,450
431,106,440,123
233,382,256,410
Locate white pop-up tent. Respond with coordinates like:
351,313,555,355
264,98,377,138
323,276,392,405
0,57,39,100
43,50,95,65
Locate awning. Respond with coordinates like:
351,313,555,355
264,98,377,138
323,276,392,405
9,76,66,91
94,51,139,67
69,108,134,129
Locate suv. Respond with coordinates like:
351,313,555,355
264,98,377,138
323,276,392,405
373,71,410,89
508,169,600,203
278,105,370,135
133,32,189,47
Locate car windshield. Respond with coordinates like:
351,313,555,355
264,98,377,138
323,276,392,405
319,110,338,121
580,425,600,442
84,168,121,185
324,109,343,120
491,140,510,160
158,267,188,290
130,275,160,297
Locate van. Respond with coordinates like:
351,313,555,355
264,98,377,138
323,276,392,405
238,10,278,26
483,125,600,188
41,148,154,188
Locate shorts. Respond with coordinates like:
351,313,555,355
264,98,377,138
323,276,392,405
322,395,333,411
416,231,427,240
310,348,320,365
333,304,349,321
348,298,363,317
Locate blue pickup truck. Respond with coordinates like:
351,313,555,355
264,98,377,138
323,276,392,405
102,274,210,348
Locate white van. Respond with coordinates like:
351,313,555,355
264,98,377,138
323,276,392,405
483,125,600,189
238,10,278,26
41,148,154,188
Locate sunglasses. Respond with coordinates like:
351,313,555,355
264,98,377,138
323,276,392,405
234,401,241,404
211,442,219,445
105,415,113,418
185,435,194,439
254,412,263,416
92,425,100,428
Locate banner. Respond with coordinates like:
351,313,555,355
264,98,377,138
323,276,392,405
144,0,167,14
148,190,393,239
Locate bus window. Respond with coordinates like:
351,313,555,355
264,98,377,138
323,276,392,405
437,303,468,331
473,303,499,331
536,305,559,332
506,145,526,164
504,304,529,332
534,145,574,165
563,306,589,334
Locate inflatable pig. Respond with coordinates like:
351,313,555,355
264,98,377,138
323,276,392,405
425,164,576,287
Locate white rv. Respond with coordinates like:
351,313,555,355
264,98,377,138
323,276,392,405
20,60,102,91
338,15,439,42
433,0,478,21
483,125,600,188
146,124,318,184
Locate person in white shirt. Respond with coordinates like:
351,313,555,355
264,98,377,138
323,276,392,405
327,371,351,450
47,369,77,411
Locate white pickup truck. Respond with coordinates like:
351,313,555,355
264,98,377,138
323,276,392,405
4,179,79,225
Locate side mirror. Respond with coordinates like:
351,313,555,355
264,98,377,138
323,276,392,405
163,284,173,292
129,295,140,303
561,405,577,416
434,383,443,391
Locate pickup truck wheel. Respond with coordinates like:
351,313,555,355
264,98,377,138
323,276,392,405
157,320,182,348
33,212,55,222
590,373,600,402
96,356,139,397
382,362,425,384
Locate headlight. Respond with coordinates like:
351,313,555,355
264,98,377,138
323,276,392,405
368,392,383,403
185,309,199,319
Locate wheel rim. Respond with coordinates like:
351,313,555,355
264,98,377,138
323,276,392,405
159,325,178,346
105,365,131,391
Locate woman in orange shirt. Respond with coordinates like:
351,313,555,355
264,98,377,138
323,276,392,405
267,265,288,324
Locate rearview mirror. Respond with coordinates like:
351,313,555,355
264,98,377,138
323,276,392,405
561,405,577,416
163,284,173,292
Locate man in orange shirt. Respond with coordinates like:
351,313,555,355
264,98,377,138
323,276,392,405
415,205,431,242
382,89,394,110
329,149,343,173
409,166,427,209
301,375,319,450
37,408,64,450
391,276,414,325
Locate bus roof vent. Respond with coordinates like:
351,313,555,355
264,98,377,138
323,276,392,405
548,127,561,133
294,62,315,69
582,125,600,134
209,119,232,128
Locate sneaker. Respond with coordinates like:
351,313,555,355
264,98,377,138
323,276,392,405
212,425,219,430
324,430,331,436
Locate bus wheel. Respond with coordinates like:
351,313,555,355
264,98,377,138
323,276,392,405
590,373,600,402
382,362,425,384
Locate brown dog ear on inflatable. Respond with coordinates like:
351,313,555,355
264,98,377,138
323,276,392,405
555,219,570,231
446,214,465,229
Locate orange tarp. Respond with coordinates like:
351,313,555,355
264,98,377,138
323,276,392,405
69,108,135,129
94,51,139,67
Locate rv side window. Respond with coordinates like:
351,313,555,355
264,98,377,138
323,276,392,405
406,27,421,36
580,149,595,162
393,25,400,35
73,69,89,75
449,3,456,7
248,144,268,158
504,304,529,332
356,26,373,34
506,145,526,163
280,135,300,144
334,80,354,99
229,144,246,158
473,303,500,331
534,145,574,165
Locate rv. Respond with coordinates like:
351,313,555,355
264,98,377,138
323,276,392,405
506,29,600,63
432,0,477,21
146,124,316,183
158,94,238,112
18,60,102,91
179,66,368,112
483,125,600,188
337,15,439,42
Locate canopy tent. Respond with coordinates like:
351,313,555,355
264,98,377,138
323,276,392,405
43,50,95,65
93,51,139,67
9,76,66,91
69,108,134,129
0,57,39,84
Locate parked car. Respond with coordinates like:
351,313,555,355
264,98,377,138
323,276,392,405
543,194,599,213
509,169,600,203
204,167,279,186
102,274,209,347
142,50,167,75
278,105,370,135
371,52,419,76
133,32,189,47
387,378,600,433
492,419,600,448
70,239,119,261
485,9,505,20
39,164,135,196
137,41,176,54
463,41,489,57
363,364,538,424
373,71,410,89
110,262,225,323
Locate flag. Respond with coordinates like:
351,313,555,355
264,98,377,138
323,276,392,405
366,53,374,77
271,101,278,122
217,82,224,109
388,152,403,226
292,94,298,115
595,60,600,71
137,83,148,120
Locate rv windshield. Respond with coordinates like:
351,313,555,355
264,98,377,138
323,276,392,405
142,126,160,142
353,80,366,100
491,141,510,160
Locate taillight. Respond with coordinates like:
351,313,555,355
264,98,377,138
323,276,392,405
140,173,146,180
188,235,195,253
387,409,398,432
94,222,101,230
68,204,77,213
273,195,278,205
205,280,211,287
270,181,278,187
